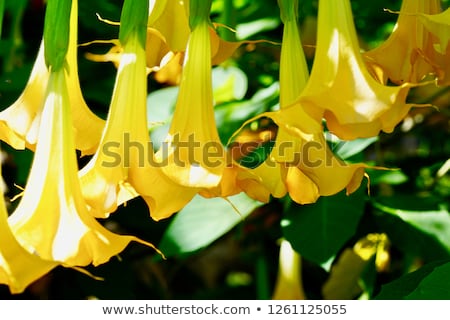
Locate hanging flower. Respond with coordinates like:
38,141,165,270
0,171,58,294
155,18,225,188
88,0,268,86
296,0,421,140
0,0,104,155
415,7,450,85
364,0,444,85
272,239,306,300
233,0,367,204
79,0,198,220
8,67,158,267
152,1,270,206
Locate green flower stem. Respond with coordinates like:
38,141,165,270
119,0,148,49
219,0,236,41
44,0,72,71
278,0,298,22
255,253,271,299
189,0,212,30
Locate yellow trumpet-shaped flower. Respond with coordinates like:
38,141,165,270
298,0,417,140
89,0,259,85
152,10,270,206
417,8,450,55
0,0,104,155
156,19,225,188
148,0,190,53
80,29,196,220
272,239,306,300
237,0,367,204
364,0,443,85
244,0,317,202
8,67,157,266
416,7,450,85
0,171,58,294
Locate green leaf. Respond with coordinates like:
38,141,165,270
212,65,248,103
216,82,279,143
158,193,262,257
236,17,281,39
375,260,450,299
367,169,409,185
372,202,450,253
282,184,367,265
326,134,378,160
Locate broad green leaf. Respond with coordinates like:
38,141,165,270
375,260,450,299
212,65,248,103
236,17,281,39
372,202,450,253
325,134,378,160
367,169,409,185
282,185,367,265
406,262,450,299
216,82,279,143
147,86,178,124
158,193,262,257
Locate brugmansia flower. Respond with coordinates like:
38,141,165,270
148,0,191,53
272,239,306,300
0,168,58,294
80,0,197,220
79,30,153,215
297,0,419,140
235,0,367,204
244,0,317,202
364,0,444,85
8,67,158,267
0,0,104,155
156,18,225,188
154,2,269,205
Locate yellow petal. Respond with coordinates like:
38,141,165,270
149,0,190,52
9,68,158,267
299,0,417,140
79,31,151,215
272,239,306,300
364,0,442,84
417,8,450,54
417,8,450,85
0,0,104,155
130,165,198,221
199,165,271,204
0,175,58,294
283,165,319,204
156,20,226,188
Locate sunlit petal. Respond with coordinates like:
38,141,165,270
364,0,443,85
8,68,157,267
0,0,104,155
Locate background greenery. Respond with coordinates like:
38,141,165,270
0,0,449,299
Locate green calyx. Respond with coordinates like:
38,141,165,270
278,0,298,23
119,0,148,49
43,0,72,71
189,0,212,30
